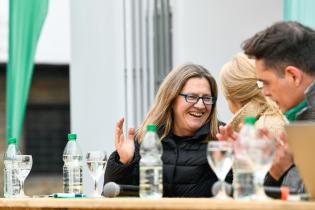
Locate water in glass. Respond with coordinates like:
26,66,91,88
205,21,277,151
246,138,275,200
86,151,107,197
13,155,32,197
207,141,233,199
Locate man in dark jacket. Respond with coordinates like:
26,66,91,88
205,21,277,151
242,21,315,193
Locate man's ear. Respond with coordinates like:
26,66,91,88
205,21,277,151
284,66,303,86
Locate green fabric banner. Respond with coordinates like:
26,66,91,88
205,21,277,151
284,0,315,28
6,0,49,143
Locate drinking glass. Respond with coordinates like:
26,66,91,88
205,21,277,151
207,141,234,199
246,139,275,200
13,155,33,197
86,151,107,197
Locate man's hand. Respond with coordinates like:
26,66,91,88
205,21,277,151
268,132,294,180
258,129,294,180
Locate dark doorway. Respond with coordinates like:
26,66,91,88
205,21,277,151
25,104,69,174
24,64,70,175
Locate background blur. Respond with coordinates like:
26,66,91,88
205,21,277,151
0,0,307,196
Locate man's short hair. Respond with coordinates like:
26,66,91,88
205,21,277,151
242,21,315,76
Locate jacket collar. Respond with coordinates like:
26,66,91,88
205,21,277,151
284,80,315,122
284,100,307,122
305,80,315,108
162,123,210,142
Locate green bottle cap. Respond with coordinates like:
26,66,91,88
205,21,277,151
244,116,256,125
8,137,17,145
68,133,77,141
147,124,157,132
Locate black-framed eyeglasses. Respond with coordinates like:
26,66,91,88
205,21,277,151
179,93,217,105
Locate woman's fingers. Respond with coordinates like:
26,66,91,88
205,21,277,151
127,127,135,141
217,124,238,141
216,133,224,141
216,126,225,140
116,117,125,129
224,124,238,141
115,117,125,147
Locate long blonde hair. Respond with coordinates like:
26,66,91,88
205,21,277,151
137,63,219,142
220,53,281,131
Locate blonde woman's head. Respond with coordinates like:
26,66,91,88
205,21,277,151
220,53,266,110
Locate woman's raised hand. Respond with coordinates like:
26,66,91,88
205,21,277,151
115,117,135,164
216,124,239,141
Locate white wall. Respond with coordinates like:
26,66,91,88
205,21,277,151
70,0,125,195
0,0,70,63
0,0,9,62
35,0,70,64
172,0,283,123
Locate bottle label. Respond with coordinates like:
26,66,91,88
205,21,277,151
63,165,83,194
139,165,163,198
233,170,255,199
4,165,20,197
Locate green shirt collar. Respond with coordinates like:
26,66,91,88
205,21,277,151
284,100,308,122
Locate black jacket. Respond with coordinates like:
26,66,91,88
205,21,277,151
104,123,232,197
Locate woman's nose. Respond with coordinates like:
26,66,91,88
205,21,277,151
194,98,205,108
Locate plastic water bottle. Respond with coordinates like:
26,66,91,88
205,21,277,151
3,137,21,197
233,116,256,200
139,124,163,198
63,133,83,193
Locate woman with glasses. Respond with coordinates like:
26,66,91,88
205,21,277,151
219,53,287,134
104,63,231,197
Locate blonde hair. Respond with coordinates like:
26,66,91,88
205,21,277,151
220,53,282,132
220,53,267,106
137,63,219,142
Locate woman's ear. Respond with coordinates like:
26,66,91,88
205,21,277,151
284,66,303,86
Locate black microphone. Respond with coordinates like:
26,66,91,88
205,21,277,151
211,181,298,199
103,182,139,197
